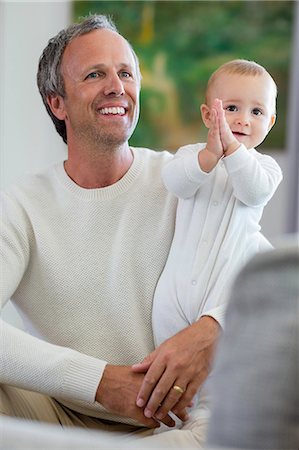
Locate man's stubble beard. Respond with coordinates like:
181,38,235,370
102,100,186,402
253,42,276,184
75,121,133,152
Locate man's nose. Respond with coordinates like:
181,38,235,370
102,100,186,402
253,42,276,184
103,73,125,96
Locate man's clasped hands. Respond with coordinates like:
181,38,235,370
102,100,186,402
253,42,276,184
96,316,219,428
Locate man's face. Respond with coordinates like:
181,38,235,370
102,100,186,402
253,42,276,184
54,29,140,148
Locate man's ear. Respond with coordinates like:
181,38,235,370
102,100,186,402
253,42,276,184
200,103,212,128
47,95,66,121
268,114,276,131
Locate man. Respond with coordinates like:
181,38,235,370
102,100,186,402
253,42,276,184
0,15,219,447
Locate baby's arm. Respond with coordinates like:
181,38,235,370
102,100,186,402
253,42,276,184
224,147,283,207
162,144,210,199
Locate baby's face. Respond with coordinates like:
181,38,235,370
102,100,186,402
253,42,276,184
206,72,276,149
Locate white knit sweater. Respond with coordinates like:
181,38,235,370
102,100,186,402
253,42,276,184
0,147,177,423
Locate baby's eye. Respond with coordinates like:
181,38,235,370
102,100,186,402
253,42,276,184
252,108,263,116
225,105,238,112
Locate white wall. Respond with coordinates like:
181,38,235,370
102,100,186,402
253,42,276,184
1,1,71,326
260,151,288,241
1,1,70,190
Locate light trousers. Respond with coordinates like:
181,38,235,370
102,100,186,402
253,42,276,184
0,384,209,449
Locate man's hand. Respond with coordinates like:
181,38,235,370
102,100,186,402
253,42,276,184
96,365,176,428
132,316,220,421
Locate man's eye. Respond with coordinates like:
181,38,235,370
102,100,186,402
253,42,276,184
252,108,262,116
120,71,131,79
225,105,238,112
86,72,100,79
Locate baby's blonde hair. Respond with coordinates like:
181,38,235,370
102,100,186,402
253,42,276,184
206,59,277,112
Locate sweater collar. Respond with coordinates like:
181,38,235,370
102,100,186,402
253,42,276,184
54,147,144,201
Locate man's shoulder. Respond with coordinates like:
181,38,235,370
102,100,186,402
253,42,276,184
130,147,175,175
132,144,206,161
176,142,206,155
131,146,173,160
2,161,63,199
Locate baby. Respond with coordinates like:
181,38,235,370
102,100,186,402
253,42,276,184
153,59,283,346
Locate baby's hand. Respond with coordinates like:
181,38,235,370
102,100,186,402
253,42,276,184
206,106,224,159
198,107,224,172
214,99,240,156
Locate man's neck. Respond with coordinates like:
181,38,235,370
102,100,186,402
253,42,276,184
64,142,134,189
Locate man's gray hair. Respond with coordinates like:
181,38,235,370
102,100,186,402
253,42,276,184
37,14,141,143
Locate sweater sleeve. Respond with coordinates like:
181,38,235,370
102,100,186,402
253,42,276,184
0,320,107,403
0,192,106,404
223,145,283,207
162,144,211,199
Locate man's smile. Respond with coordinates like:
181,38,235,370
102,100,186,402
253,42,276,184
98,106,126,115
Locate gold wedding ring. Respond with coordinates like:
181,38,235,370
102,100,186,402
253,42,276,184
172,385,185,394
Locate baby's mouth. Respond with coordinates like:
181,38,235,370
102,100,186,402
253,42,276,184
233,131,247,137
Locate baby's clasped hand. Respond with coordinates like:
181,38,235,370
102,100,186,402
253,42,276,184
214,98,241,156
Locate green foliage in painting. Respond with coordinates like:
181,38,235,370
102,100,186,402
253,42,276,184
73,1,294,152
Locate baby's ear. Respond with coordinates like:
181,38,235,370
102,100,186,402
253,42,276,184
268,114,276,131
200,104,212,128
